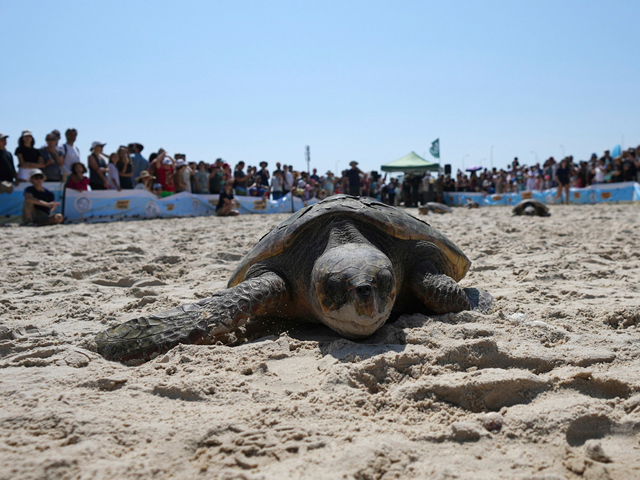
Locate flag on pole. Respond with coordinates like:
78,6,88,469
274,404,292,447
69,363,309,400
429,138,440,159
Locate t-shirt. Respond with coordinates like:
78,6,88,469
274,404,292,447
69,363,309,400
0,150,17,182
156,165,175,192
234,169,248,189
66,176,89,191
209,172,222,194
40,147,64,181
15,146,43,167
24,185,54,213
181,168,192,193
346,168,361,187
271,174,283,192
130,153,149,182
256,169,269,187
107,163,120,189
194,170,209,193
217,189,234,211
62,143,80,175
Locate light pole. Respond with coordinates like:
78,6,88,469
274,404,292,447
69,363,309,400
490,145,494,170
335,160,341,174
531,151,538,163
462,154,469,171
560,144,565,159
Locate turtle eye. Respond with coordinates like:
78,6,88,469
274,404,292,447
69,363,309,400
323,274,348,307
376,269,394,298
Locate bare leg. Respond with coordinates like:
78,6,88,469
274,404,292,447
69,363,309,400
96,272,289,361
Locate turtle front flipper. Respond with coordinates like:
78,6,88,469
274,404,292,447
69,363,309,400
409,260,493,315
95,273,289,361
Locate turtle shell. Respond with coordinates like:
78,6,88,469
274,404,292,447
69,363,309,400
512,199,550,216
228,195,471,287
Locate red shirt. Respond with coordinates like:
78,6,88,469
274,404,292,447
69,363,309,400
156,165,175,192
67,176,89,191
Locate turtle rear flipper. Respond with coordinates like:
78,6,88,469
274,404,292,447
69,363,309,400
96,273,289,362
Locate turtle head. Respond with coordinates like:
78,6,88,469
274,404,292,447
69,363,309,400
311,244,396,338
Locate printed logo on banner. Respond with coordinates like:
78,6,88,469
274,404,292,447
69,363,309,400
74,196,92,213
145,201,160,217
492,195,502,201
521,191,532,199
208,199,218,206
165,204,175,211
253,199,266,210
115,200,130,210
573,192,580,199
600,191,612,200
589,191,596,203
191,198,200,212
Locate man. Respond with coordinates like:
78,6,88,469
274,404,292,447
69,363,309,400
0,133,19,188
61,128,80,175
345,161,364,196
310,168,320,183
129,143,148,182
40,132,65,182
23,169,63,226
216,181,239,216
233,161,251,196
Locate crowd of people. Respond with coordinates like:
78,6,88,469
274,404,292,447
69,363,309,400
1,128,639,225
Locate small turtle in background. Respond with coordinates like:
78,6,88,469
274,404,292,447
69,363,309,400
464,199,480,209
95,195,492,362
512,199,550,217
418,202,452,215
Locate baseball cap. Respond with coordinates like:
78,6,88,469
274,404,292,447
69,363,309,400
163,158,172,165
0,133,8,140
91,141,106,150
176,160,187,167
21,130,33,138
152,183,162,189
29,169,46,179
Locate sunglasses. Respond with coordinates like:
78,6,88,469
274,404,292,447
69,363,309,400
32,175,45,180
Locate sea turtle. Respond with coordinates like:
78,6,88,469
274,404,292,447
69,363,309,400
95,195,492,361
512,199,550,217
418,202,452,215
464,199,480,209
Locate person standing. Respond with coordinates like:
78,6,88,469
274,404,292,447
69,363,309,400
88,141,109,190
553,158,571,205
15,130,45,181
0,133,19,186
345,161,364,196
117,146,134,189
129,143,148,182
233,161,251,196
61,128,80,176
107,153,121,191
40,132,65,182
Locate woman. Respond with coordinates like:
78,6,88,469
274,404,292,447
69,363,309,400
134,170,155,192
323,171,335,197
88,142,109,190
117,146,134,189
107,153,121,191
174,161,192,193
553,158,571,205
66,162,89,191
15,130,45,181
193,161,209,194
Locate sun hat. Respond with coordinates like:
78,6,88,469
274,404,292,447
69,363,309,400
91,141,106,150
260,161,268,167
136,170,154,181
349,161,358,166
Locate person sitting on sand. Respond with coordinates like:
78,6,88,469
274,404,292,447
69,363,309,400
66,162,89,191
216,181,239,216
22,169,64,226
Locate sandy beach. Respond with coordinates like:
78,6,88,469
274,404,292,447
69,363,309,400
1,203,639,479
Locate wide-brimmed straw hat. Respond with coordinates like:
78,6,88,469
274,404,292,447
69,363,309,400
136,170,155,182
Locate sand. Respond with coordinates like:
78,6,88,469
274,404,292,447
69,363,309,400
1,204,639,479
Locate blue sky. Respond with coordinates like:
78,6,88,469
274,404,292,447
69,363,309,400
3,1,640,175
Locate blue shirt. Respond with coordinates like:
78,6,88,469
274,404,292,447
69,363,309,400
131,153,149,181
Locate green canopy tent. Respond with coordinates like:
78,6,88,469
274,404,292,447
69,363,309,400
381,151,441,173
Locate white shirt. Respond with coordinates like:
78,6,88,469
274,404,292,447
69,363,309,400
107,163,120,189
62,143,81,175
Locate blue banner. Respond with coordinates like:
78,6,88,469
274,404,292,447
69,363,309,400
444,182,640,207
